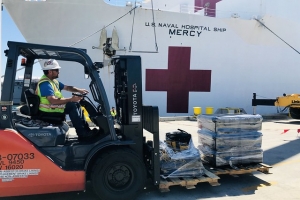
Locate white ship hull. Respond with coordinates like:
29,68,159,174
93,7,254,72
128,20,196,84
3,0,300,116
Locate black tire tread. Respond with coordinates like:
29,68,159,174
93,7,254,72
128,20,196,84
91,147,146,200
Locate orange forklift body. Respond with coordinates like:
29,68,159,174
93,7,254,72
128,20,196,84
0,129,85,197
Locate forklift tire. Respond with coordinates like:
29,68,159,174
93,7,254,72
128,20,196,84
91,147,146,200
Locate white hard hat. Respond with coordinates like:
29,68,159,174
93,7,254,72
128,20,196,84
43,59,61,70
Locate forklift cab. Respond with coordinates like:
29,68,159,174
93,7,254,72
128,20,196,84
2,41,116,146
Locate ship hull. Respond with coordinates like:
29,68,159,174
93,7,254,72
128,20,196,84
3,0,300,116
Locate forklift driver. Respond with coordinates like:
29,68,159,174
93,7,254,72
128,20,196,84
36,59,98,140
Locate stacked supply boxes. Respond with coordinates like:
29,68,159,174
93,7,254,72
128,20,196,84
197,114,263,167
160,129,205,178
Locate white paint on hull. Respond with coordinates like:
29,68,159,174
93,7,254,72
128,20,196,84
3,0,300,116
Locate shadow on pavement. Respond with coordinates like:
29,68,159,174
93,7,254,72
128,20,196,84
2,174,273,200
137,174,272,199
263,137,300,166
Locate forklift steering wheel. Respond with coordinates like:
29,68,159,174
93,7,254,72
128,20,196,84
72,92,87,97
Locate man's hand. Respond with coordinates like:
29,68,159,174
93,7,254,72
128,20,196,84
70,95,82,102
64,85,89,94
78,88,89,94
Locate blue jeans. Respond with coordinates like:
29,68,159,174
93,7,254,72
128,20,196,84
64,102,88,136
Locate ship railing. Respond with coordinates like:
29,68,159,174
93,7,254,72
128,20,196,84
178,4,262,20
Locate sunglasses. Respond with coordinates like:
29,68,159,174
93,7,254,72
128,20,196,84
51,69,59,72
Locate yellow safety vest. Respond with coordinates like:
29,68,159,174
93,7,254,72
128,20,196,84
111,110,116,117
36,75,65,113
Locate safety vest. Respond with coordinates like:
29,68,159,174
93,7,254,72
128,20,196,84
36,75,65,113
111,110,116,117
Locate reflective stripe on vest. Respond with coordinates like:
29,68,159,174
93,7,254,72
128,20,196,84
36,75,65,113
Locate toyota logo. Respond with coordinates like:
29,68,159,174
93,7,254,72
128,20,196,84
28,133,35,137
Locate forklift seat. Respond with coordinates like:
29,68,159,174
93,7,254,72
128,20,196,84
22,89,65,124
24,89,40,116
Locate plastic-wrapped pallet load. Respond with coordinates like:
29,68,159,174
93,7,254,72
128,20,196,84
198,129,263,152
198,144,263,167
197,114,263,167
197,114,263,132
160,129,205,178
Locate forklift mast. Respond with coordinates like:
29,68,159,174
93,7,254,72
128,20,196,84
112,56,160,185
113,56,143,155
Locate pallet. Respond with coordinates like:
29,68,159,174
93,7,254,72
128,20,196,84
159,163,271,192
159,169,220,192
206,163,272,175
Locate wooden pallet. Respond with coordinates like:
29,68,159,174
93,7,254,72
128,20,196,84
159,163,271,192
159,169,220,192
206,163,272,175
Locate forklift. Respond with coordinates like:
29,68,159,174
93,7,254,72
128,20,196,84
0,41,160,200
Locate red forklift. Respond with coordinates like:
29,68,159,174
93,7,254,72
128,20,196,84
0,41,160,200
